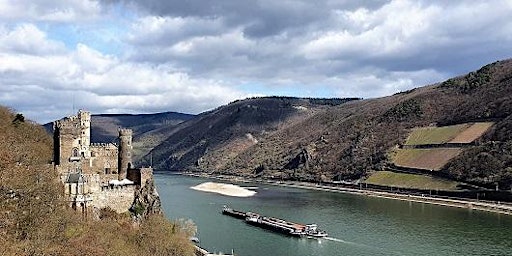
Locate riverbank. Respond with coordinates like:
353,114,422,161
183,173,512,216
191,181,256,197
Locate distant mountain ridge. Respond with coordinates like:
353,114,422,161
142,97,360,171
144,59,512,190
44,111,196,162
42,59,512,191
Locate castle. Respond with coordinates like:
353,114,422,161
53,110,153,214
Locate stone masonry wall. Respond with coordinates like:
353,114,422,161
92,185,136,213
140,167,153,187
90,144,118,175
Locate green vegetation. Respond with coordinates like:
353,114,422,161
392,148,462,171
143,59,512,189
365,171,461,191
444,140,512,189
440,62,494,93
405,124,470,145
404,122,494,145
0,106,194,255
383,98,422,121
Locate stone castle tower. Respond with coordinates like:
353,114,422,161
118,128,133,180
53,109,92,167
53,109,135,180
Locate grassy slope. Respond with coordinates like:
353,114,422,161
365,171,461,190
392,148,462,170
404,124,470,145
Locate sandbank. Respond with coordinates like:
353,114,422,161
191,182,256,197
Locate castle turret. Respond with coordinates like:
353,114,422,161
118,128,133,180
78,110,91,159
53,110,91,173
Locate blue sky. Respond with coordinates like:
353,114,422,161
1,0,512,123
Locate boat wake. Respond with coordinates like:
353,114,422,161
323,236,404,255
323,237,372,248
323,237,350,243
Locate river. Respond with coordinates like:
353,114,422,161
155,173,512,256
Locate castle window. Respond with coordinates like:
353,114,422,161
72,148,79,157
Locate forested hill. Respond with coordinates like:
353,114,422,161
146,59,512,190
143,97,359,171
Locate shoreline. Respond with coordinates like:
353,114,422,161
181,172,512,216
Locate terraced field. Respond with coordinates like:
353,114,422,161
449,122,494,143
392,148,462,170
365,171,461,190
404,124,470,145
404,122,494,145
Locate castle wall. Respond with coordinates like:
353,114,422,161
140,167,153,186
54,110,154,214
90,144,118,175
126,167,154,186
92,186,136,213
126,169,141,186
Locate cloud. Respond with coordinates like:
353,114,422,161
0,23,66,55
0,0,101,22
124,0,512,79
2,0,512,123
0,24,245,123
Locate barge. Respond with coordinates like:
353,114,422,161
222,206,327,238
222,206,247,219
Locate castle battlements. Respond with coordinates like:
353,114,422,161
90,142,118,148
54,110,153,214
119,128,133,136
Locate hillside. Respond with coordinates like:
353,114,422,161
89,112,195,142
44,111,195,162
0,107,194,255
148,59,512,190
144,97,359,171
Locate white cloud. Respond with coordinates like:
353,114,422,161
129,15,226,46
2,0,512,123
0,0,101,22
0,24,246,123
301,1,440,60
0,23,66,55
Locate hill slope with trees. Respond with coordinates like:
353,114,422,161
1,107,194,255
148,59,512,190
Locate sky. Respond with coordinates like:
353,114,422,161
1,0,511,123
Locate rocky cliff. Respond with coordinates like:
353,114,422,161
130,178,163,221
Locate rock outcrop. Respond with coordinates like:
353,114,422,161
130,178,162,221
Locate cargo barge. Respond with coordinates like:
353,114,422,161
221,206,248,219
222,206,327,238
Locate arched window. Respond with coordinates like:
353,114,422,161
72,148,79,157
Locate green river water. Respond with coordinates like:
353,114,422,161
155,174,512,256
